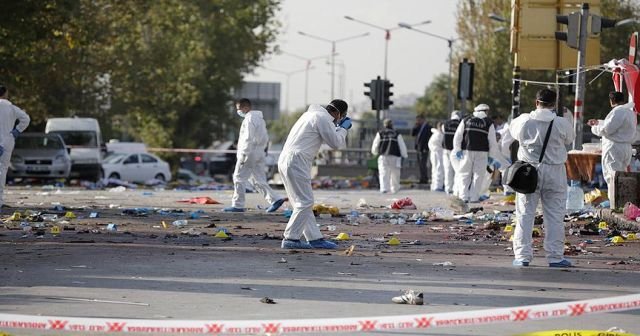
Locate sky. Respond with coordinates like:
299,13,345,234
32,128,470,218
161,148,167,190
244,0,459,114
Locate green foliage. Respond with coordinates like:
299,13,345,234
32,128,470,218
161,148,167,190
0,0,281,148
417,0,639,124
415,73,451,120
268,110,304,144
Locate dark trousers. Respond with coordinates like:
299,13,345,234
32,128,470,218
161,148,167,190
416,150,430,184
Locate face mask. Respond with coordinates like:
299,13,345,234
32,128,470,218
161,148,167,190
236,110,246,118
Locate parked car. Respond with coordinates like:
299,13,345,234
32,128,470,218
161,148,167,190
176,168,214,185
101,152,171,183
8,133,72,180
45,117,104,181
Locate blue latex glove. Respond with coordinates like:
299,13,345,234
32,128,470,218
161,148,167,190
10,129,20,139
488,157,502,169
338,117,352,130
455,151,463,160
0,145,4,157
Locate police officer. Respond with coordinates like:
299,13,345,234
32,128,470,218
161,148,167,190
372,119,408,193
452,104,504,203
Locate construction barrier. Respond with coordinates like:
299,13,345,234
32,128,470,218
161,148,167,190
0,293,638,334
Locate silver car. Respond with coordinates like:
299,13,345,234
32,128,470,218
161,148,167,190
9,133,72,179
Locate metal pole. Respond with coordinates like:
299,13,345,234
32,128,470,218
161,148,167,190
511,65,521,120
285,74,290,113
447,40,453,113
384,31,389,79
331,41,336,99
304,63,309,107
572,3,588,150
556,70,564,114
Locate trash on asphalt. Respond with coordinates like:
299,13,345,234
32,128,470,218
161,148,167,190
214,230,230,238
387,237,400,245
181,228,202,236
260,297,276,304
172,220,188,227
391,290,424,305
278,258,287,263
344,245,355,256
176,196,221,205
106,223,117,232
283,209,293,218
623,202,640,220
108,186,127,193
356,198,369,209
313,204,340,216
391,197,417,210
335,232,350,241
433,261,455,267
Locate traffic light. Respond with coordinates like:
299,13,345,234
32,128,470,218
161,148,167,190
591,15,617,35
364,79,380,110
382,80,393,109
555,12,580,49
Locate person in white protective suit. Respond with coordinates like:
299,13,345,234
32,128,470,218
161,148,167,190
0,85,30,208
279,100,352,249
510,88,575,267
588,91,637,205
224,98,286,213
371,119,408,194
442,110,462,195
428,122,445,191
452,104,505,203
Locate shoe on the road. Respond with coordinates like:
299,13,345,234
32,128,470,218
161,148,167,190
392,290,424,305
281,239,311,249
478,195,490,201
549,259,573,268
266,198,286,213
308,238,338,249
223,207,245,213
512,259,530,267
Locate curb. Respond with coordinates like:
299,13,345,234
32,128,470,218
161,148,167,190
598,209,640,232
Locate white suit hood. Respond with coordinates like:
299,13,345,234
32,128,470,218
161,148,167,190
509,108,575,165
236,110,269,158
279,104,347,168
428,127,444,152
472,111,488,119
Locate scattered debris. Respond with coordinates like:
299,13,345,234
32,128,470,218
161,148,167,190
259,297,276,304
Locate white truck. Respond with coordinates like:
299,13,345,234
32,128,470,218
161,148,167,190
45,117,104,181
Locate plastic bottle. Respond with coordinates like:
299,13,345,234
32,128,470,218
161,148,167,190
566,180,585,213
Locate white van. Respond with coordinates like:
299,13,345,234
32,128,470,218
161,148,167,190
105,140,147,154
45,117,103,181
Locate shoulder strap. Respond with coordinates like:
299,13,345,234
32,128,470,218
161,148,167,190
538,119,555,163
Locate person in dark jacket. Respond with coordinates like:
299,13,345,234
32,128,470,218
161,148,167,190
411,114,431,184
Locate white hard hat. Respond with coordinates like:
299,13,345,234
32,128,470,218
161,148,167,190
474,103,490,112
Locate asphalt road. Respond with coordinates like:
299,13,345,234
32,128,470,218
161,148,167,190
0,186,638,335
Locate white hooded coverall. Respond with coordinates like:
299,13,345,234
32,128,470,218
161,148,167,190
0,99,30,206
428,127,444,191
371,128,408,194
231,110,282,208
452,111,503,202
590,102,637,202
278,105,347,241
509,108,575,263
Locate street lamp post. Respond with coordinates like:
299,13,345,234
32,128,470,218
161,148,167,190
344,16,431,80
281,51,334,107
398,22,456,114
298,31,369,99
262,67,311,113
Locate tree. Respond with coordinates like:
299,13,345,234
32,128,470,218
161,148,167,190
415,73,451,120
0,0,281,149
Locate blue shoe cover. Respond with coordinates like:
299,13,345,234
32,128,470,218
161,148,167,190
223,207,245,212
266,199,286,213
281,239,311,249
308,238,338,249
512,259,530,267
478,195,490,201
549,259,573,268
